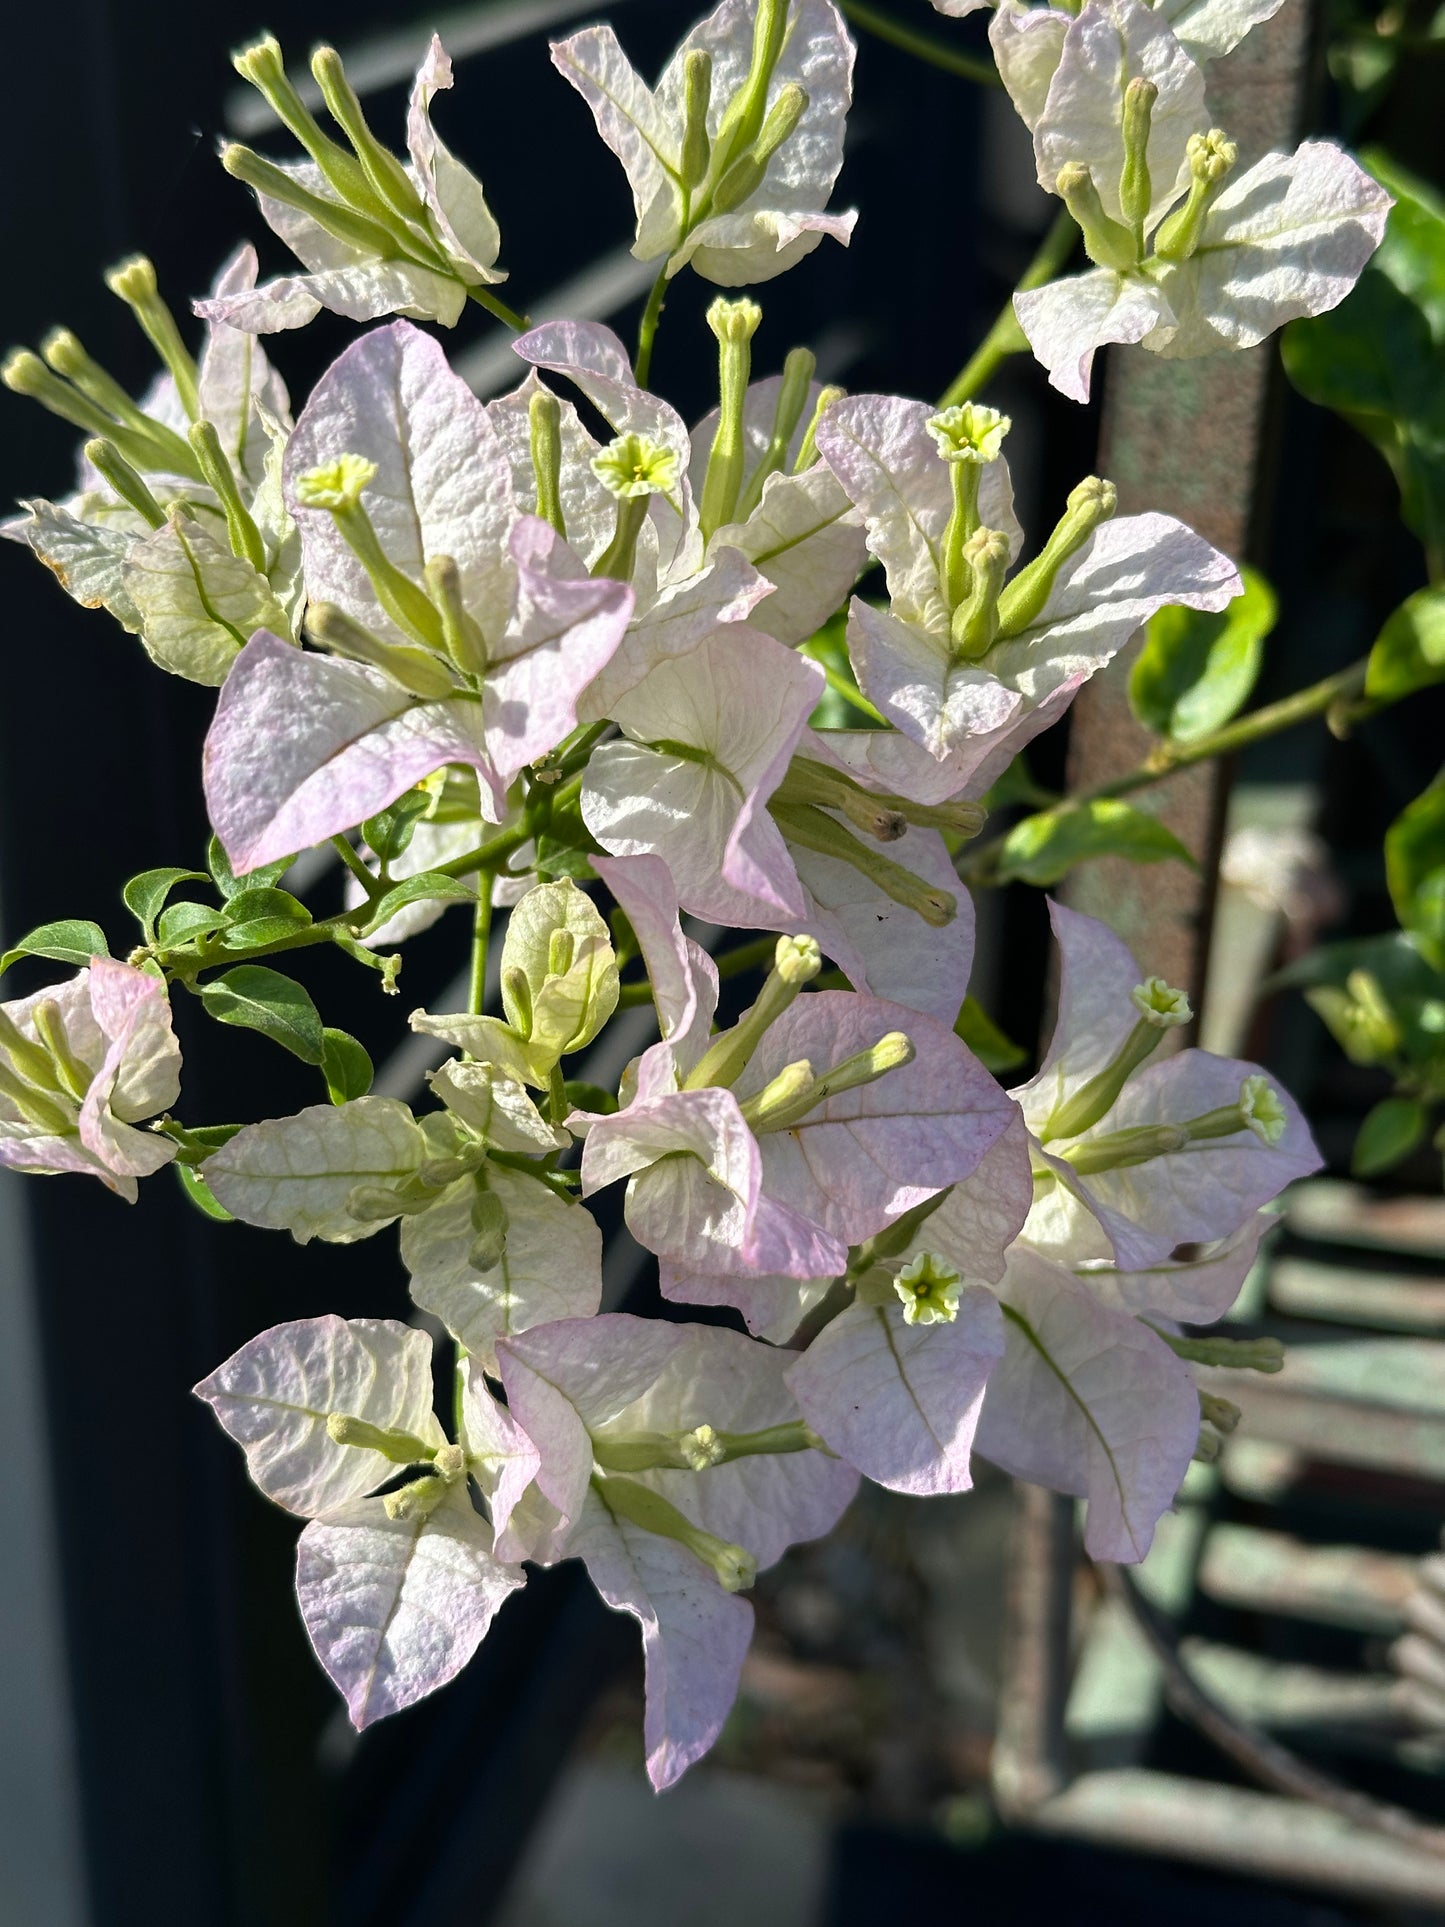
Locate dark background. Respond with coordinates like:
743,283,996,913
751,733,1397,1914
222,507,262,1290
0,2,1439,1922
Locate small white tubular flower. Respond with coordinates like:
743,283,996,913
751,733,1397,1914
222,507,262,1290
1130,977,1191,1027
893,1251,965,1326
0,960,181,1201
551,0,857,286
1239,1074,1287,1146
1006,0,1392,401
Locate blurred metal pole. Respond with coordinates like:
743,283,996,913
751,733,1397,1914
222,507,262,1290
0,904,91,1927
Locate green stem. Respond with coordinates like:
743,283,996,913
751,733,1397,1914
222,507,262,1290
634,268,670,387
466,284,530,332
938,210,1078,407
960,657,1374,885
819,658,886,723
841,0,1002,85
437,774,586,879
331,834,380,898
469,883,493,1017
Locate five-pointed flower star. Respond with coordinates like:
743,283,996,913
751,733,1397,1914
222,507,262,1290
816,391,1240,791
199,37,508,334
507,319,864,713
202,321,634,875
1002,0,1391,401
195,1315,534,1725
496,1313,859,1789
0,959,182,1200
551,0,857,286
1013,901,1322,1271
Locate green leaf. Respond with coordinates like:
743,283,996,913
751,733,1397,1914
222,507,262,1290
0,919,111,977
174,1162,236,1222
216,887,315,952
1386,774,1445,969
1352,1096,1429,1179
1366,587,1445,702
122,867,211,939
196,965,325,1064
361,870,477,932
321,1028,374,1105
361,792,433,870
563,1079,618,1116
157,901,231,948
534,838,595,881
1129,567,1276,741
207,834,293,901
1282,159,1445,568
997,800,1197,888
953,994,1028,1073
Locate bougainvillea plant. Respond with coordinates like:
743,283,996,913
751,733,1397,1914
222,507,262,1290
4,0,1428,1793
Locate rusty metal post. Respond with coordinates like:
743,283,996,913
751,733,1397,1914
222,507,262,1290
993,0,1316,1824
1060,1,1313,1004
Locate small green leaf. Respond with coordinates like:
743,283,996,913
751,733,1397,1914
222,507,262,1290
321,1028,374,1104
197,965,325,1064
997,800,1197,888
953,994,1028,1073
534,838,594,881
1386,774,1445,969
157,901,231,948
0,919,111,977
207,834,293,901
1129,567,1277,741
563,1079,617,1116
122,867,211,938
1366,587,1445,702
174,1162,235,1221
361,870,477,932
216,887,315,951
361,792,433,870
1352,1096,1429,1178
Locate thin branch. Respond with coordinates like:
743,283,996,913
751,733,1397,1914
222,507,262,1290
841,0,1002,86
1105,1565,1445,1857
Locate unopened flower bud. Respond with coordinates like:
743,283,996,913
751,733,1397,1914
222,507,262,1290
996,475,1116,639
681,49,714,191
1119,76,1157,244
1198,1391,1241,1434
950,526,1011,660
774,934,822,986
1154,129,1238,262
84,439,167,530
528,388,567,539
1055,162,1138,272
326,1412,438,1463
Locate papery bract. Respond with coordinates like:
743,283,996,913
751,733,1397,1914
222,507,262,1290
974,1245,1199,1560
0,960,181,1201
551,0,857,286
497,1313,858,1788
